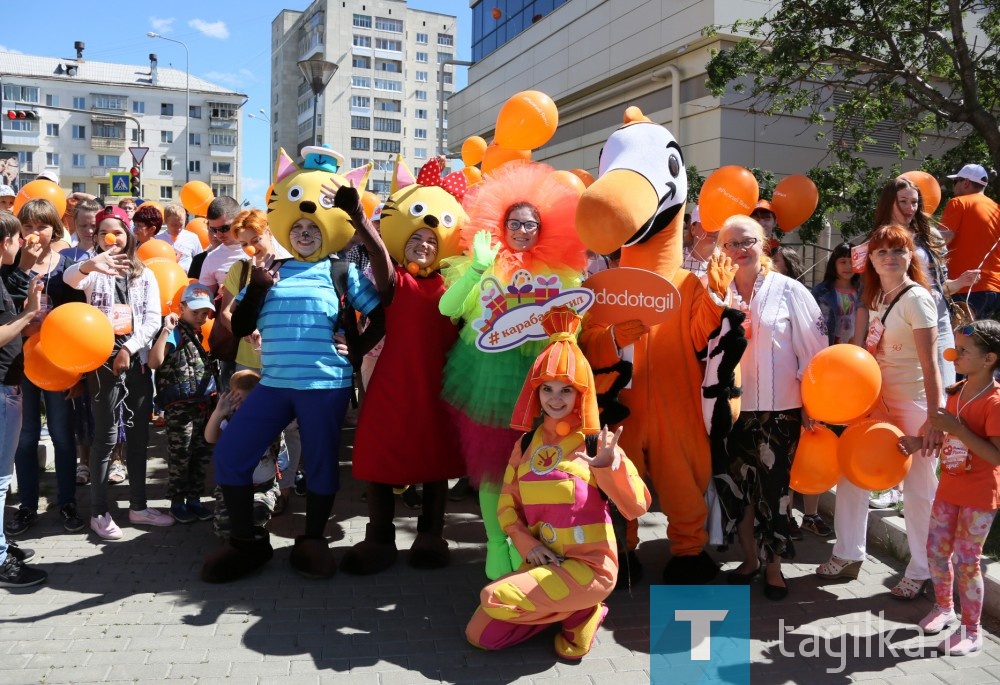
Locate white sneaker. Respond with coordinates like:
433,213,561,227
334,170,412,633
869,490,902,509
128,508,174,527
90,513,123,540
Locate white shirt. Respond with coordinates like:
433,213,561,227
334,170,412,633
871,285,938,402
731,270,828,411
199,243,245,293
155,229,203,272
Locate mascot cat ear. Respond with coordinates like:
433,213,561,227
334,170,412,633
391,155,417,195
344,162,373,191
275,148,298,183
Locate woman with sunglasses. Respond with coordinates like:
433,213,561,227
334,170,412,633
817,224,943,600
713,215,827,600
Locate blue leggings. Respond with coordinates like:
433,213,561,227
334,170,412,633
214,385,350,496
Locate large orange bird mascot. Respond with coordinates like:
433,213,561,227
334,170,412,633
576,107,743,584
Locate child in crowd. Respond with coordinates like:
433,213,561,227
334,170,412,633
465,307,651,659
908,319,1000,655
148,283,219,524
812,242,865,347
205,370,284,538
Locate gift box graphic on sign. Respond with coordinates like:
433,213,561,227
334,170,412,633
534,275,560,301
505,270,536,306
478,276,509,332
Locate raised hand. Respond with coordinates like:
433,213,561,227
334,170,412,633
321,177,362,214
579,425,623,469
612,319,648,348
471,229,500,272
162,312,179,333
707,252,738,297
83,247,130,277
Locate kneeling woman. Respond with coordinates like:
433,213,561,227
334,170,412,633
465,307,650,660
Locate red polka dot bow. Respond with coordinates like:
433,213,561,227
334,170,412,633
416,157,467,200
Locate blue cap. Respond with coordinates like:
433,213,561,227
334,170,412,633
181,283,215,311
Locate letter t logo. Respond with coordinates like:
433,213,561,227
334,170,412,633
675,609,728,660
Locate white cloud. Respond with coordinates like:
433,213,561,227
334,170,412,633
201,69,255,89
0,45,24,54
189,19,229,40
149,16,175,34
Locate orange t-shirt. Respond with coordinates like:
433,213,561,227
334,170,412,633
936,381,1000,511
939,194,1000,294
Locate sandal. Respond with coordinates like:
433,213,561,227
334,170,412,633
75,463,90,485
816,555,862,580
890,576,929,601
108,462,127,484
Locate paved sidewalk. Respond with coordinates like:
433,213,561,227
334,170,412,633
4,426,1000,684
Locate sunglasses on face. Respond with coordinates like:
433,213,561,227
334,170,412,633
209,224,231,234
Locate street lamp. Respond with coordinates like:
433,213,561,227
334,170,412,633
147,32,190,183
247,110,272,180
438,59,473,158
297,58,338,148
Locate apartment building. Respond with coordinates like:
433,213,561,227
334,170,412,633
271,0,458,197
0,44,246,201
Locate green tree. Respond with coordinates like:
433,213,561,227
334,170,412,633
705,0,1000,241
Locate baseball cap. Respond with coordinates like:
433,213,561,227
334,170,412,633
690,206,700,224
0,185,14,198
946,163,989,186
750,199,775,215
95,206,131,229
371,202,384,222
180,283,216,311
36,171,60,185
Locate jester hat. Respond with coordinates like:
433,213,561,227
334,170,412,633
510,306,600,434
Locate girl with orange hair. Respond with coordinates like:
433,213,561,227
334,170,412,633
438,163,588,579
465,306,650,659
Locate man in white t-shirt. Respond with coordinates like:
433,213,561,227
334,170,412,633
156,202,204,271
681,206,716,280
198,196,245,297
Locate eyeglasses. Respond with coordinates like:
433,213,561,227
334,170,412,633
721,238,759,251
209,224,231,234
505,219,540,233
958,324,995,347
873,248,909,258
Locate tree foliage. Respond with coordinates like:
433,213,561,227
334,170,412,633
705,0,1000,242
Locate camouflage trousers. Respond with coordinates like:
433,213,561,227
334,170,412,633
212,479,280,539
165,401,213,502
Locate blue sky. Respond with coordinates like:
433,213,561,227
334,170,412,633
0,0,471,202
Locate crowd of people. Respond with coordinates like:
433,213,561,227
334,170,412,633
1,152,999,661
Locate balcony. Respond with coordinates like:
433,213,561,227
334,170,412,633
209,116,238,129
211,173,235,185
91,137,126,152
2,129,40,146
350,106,372,117
90,166,126,178
351,44,373,57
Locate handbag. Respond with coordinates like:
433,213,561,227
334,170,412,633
207,259,250,363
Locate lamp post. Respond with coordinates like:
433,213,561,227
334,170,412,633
247,109,272,180
438,59,473,157
297,59,338,148
147,32,190,183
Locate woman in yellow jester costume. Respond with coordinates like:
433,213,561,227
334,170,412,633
465,306,651,659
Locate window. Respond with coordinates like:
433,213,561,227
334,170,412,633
351,137,370,151
210,102,236,119
131,129,145,143
189,161,201,173
376,99,401,112
189,133,202,146
375,17,403,32
98,183,109,197
132,101,145,114
437,33,454,47
374,78,402,92
353,13,371,28
353,35,371,48
351,116,371,130
2,84,39,103
416,32,428,44
374,38,402,52
416,52,428,63
72,182,86,194
373,138,401,154
94,122,123,139
414,148,427,160
209,133,236,146
373,117,401,133
376,60,401,73
189,105,202,119
415,71,428,82
17,152,32,168
45,94,59,107
352,56,370,69
161,103,174,116
3,117,34,132
161,158,173,172
372,159,393,172
351,158,368,169
211,162,232,175
351,96,371,108
46,153,60,166
45,123,59,137
72,96,86,109
438,52,453,63
415,90,427,101
72,125,86,139
71,154,86,168
414,128,427,139
352,76,372,88
93,94,126,110
414,109,428,119
161,130,174,143
97,155,119,167
161,186,173,199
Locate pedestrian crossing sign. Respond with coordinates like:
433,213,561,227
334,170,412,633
109,172,130,197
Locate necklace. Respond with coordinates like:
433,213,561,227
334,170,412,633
956,378,994,420
877,278,910,309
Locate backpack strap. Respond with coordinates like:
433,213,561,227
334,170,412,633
519,430,534,455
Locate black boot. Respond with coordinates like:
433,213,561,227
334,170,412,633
410,480,450,570
341,483,398,575
610,502,643,590
662,551,720,585
201,485,273,583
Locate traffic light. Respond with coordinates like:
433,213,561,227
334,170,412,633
6,110,38,120
129,167,141,197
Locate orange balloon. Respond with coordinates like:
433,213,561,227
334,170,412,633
697,166,759,232
180,181,214,217
552,170,587,196
900,170,942,215
462,136,488,167
137,239,177,264
770,174,819,231
569,169,595,188
494,91,559,150
186,217,210,249
13,180,67,218
481,144,531,176
492,7,502,19
145,259,190,316
38,303,114,374
23,335,82,391
200,318,214,353
789,425,841,495
802,344,881,424
837,420,910,491
361,191,380,220
462,166,483,186
139,200,164,218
